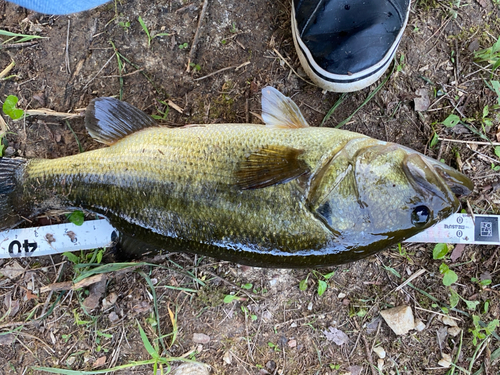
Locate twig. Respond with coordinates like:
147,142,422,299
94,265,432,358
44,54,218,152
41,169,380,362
272,48,315,86
394,269,427,292
353,319,377,375
102,69,143,78
24,108,82,118
414,306,462,321
0,60,15,79
65,19,71,74
439,138,500,146
82,53,115,91
0,41,39,49
194,61,250,81
187,0,209,72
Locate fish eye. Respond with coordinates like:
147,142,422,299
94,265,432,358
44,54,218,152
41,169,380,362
411,205,430,226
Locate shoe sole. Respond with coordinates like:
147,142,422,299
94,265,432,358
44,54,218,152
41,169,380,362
291,2,411,92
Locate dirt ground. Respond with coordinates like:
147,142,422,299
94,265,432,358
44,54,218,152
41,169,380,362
0,0,499,374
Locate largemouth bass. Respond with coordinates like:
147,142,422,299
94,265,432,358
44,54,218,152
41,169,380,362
0,87,472,267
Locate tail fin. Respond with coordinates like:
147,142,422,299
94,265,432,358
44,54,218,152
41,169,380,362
0,158,27,230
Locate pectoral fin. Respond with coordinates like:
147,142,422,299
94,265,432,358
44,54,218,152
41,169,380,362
85,97,158,145
235,146,310,190
261,86,310,129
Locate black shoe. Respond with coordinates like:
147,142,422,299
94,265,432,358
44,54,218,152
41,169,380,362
292,0,411,92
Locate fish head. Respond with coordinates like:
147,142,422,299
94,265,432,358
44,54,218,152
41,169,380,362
313,143,473,243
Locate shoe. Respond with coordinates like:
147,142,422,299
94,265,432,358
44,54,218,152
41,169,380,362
8,0,110,14
292,0,411,92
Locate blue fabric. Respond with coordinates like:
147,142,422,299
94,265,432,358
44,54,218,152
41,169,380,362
8,0,111,14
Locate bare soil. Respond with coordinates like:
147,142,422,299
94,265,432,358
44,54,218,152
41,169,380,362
0,0,499,374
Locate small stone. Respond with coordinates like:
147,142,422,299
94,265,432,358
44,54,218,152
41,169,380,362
171,363,210,375
288,339,297,348
414,319,426,331
373,346,386,359
448,326,462,337
223,350,232,365
266,360,276,372
4,147,15,157
108,312,119,323
193,333,210,344
66,356,77,366
307,301,313,311
347,366,363,375
438,353,452,368
338,292,346,299
377,359,384,372
380,305,415,335
102,292,118,310
442,316,458,327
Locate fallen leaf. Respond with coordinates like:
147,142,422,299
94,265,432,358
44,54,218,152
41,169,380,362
0,261,25,279
347,365,363,375
25,289,38,301
414,88,430,112
82,278,107,312
132,301,152,314
3,294,19,317
0,333,15,346
323,327,349,346
450,244,465,262
92,356,106,368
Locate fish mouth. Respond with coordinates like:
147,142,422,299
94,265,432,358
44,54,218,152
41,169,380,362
403,154,473,212
431,163,474,196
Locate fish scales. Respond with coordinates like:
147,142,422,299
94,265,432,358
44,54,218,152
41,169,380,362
23,125,365,252
0,87,473,267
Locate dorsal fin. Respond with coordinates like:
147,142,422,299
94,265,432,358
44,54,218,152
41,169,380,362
261,86,309,129
85,97,157,145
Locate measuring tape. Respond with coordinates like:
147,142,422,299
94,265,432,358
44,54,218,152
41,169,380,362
0,219,117,258
0,213,497,258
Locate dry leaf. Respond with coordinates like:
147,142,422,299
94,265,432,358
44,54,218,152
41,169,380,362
0,333,15,346
450,244,465,262
414,88,430,112
1,262,25,279
323,327,349,346
92,356,107,368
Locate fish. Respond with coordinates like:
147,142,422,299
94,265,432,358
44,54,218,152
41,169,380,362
0,87,473,267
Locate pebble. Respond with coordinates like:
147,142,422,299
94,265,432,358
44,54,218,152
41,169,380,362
171,363,210,375
373,346,386,359
192,333,210,344
380,305,415,335
414,319,426,332
442,316,458,327
438,353,452,368
448,326,462,337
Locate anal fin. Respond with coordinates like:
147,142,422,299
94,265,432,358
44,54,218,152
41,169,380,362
235,146,310,190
